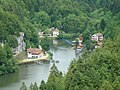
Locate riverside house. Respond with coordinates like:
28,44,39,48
27,48,44,59
92,33,103,48
39,27,60,38
92,33,103,41
51,28,60,37
77,34,83,49
72,34,83,49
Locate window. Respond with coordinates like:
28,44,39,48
32,56,35,58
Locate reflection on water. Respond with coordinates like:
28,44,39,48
0,64,51,90
0,73,19,87
0,40,81,90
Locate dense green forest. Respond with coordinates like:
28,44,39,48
0,0,120,89
0,44,17,75
0,0,120,47
19,0,120,90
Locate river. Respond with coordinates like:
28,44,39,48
0,40,81,90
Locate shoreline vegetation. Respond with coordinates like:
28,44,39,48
18,53,50,65
20,34,120,90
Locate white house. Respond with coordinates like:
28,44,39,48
92,33,103,49
53,29,59,37
92,33,103,41
27,48,43,59
50,27,60,37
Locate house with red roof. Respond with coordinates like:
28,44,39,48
78,34,83,43
72,34,83,49
52,29,59,37
77,34,83,49
27,48,44,59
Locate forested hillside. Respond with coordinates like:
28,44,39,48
19,0,120,90
21,34,120,90
0,0,120,47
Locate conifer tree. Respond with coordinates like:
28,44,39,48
39,80,46,90
20,82,27,90
33,82,39,90
29,83,34,90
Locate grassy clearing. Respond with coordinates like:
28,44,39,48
14,51,27,61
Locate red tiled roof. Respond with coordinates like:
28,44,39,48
79,35,83,40
27,48,42,55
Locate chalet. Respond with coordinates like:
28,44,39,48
38,27,60,38
92,33,103,41
92,33,103,49
52,29,59,37
77,35,83,49
27,48,43,59
78,34,83,43
13,32,26,54
38,31,52,37
50,27,60,37
72,34,83,49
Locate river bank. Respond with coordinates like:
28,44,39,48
18,53,50,65
0,40,81,90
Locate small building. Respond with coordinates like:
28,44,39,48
52,29,59,37
92,33,103,49
38,31,52,37
72,34,83,45
38,32,44,37
50,27,59,37
78,34,83,43
72,34,83,49
27,48,43,59
77,34,83,49
92,33,103,41
38,27,60,38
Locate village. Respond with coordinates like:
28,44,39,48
1,27,103,65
